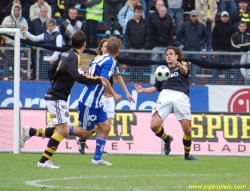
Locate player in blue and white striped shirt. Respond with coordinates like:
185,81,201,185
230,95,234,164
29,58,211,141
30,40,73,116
78,37,122,165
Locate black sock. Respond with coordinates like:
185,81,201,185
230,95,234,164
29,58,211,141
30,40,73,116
35,127,56,138
155,126,170,143
183,134,192,158
29,127,37,136
39,132,64,163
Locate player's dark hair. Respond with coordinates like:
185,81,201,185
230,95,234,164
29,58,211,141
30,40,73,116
165,46,185,62
72,30,86,49
96,38,108,55
134,5,143,12
107,37,121,56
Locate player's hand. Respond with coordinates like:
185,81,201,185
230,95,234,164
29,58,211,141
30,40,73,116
175,61,183,69
49,59,54,64
104,90,112,97
113,93,122,103
101,80,106,87
134,83,143,93
126,93,135,103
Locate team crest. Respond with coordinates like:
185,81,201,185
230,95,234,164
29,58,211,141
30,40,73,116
88,122,92,127
65,112,69,117
50,114,56,118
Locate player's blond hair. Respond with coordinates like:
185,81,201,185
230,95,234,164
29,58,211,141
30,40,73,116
107,37,121,56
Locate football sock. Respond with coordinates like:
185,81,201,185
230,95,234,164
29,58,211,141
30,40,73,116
39,132,64,163
34,127,56,138
155,126,170,143
79,138,86,143
183,134,192,158
93,137,107,161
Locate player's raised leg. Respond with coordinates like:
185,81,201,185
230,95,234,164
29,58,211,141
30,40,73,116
20,126,56,148
151,111,173,155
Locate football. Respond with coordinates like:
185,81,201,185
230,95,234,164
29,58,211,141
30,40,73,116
154,65,170,82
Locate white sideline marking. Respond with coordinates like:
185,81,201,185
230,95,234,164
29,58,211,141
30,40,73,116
25,174,235,190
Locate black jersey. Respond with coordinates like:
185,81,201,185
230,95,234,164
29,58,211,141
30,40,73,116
153,63,190,96
45,49,102,101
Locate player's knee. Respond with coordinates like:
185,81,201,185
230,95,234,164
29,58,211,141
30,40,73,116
183,128,191,136
151,125,159,132
103,124,111,133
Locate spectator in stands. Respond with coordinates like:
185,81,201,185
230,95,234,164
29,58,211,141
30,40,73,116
5,0,26,18
230,0,250,33
234,0,250,7
122,0,146,13
0,1,12,24
118,0,145,35
50,0,75,26
165,0,186,33
177,10,207,85
150,6,173,64
85,0,104,48
195,0,217,51
22,18,63,80
220,0,237,13
29,0,51,21
1,4,28,81
75,0,82,9
211,11,236,84
231,21,250,84
29,6,50,79
145,0,153,18
104,0,122,36
21,0,36,21
148,0,172,34
125,5,150,82
60,7,84,46
183,0,195,11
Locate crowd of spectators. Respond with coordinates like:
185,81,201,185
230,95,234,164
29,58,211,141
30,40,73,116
0,0,250,84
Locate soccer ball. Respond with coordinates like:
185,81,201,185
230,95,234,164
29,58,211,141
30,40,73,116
154,65,170,82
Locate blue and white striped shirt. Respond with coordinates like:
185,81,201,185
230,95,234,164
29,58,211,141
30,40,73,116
78,54,118,108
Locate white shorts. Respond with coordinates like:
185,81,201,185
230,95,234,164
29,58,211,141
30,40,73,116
46,100,70,125
152,89,191,121
100,95,115,119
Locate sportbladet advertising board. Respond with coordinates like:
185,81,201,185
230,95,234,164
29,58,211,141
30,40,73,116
6,110,249,156
0,81,208,111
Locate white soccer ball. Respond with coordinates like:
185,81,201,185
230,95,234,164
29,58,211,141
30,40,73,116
154,65,170,82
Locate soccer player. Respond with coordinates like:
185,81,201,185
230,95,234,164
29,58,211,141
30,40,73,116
77,38,135,154
134,46,200,160
77,37,125,165
21,30,105,168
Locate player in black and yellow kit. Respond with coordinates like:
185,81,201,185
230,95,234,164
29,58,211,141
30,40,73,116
135,46,200,160
20,30,105,168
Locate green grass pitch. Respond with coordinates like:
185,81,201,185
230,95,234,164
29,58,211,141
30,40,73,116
0,153,249,191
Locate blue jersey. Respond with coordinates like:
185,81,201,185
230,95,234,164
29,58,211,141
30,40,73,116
78,54,117,108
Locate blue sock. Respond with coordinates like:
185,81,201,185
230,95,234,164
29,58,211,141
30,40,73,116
93,137,107,161
69,125,74,135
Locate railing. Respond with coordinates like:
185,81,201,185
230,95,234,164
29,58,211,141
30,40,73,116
5,47,248,86
0,47,31,80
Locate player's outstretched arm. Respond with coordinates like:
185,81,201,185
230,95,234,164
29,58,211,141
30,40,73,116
100,76,121,103
135,84,157,94
115,75,135,103
175,61,188,75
